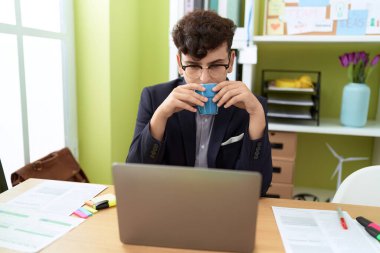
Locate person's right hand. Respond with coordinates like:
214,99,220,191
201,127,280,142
156,83,207,119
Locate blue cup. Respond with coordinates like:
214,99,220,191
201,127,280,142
195,83,218,115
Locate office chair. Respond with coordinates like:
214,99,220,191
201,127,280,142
0,159,8,193
331,165,380,207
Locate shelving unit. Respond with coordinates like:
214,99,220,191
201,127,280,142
254,35,380,43
169,1,380,166
269,118,380,137
256,37,380,165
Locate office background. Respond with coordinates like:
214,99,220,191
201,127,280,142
75,1,378,190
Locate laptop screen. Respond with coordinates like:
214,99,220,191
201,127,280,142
0,160,8,193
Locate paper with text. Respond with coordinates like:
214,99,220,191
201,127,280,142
268,0,286,16
330,0,349,20
337,10,368,35
273,206,380,253
285,7,327,34
366,3,380,34
7,180,107,216
0,203,84,252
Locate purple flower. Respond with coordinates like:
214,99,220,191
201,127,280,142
371,54,380,66
359,51,369,65
339,51,380,83
348,52,355,63
354,52,361,64
339,54,349,67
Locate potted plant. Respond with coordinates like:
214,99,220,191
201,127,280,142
339,51,380,127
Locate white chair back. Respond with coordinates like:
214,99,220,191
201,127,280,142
332,165,380,207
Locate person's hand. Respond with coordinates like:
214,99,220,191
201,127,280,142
156,83,207,119
212,81,262,116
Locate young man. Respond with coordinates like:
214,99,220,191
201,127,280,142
127,10,272,195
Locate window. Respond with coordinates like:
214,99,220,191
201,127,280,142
0,0,77,188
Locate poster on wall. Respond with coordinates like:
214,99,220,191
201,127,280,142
264,0,380,35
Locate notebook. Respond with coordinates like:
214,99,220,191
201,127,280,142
112,163,262,253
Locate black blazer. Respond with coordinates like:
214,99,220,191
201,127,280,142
127,78,272,195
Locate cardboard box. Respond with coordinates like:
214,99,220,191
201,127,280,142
266,182,294,199
269,131,297,160
272,159,295,184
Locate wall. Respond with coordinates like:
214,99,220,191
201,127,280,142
109,1,140,171
74,0,112,183
74,0,168,184
138,1,170,87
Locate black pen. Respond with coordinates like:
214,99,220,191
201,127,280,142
365,226,380,242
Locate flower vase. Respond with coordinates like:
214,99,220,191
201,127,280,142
340,83,370,127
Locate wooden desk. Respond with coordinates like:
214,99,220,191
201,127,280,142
1,179,379,253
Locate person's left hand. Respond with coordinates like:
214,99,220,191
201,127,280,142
212,80,261,115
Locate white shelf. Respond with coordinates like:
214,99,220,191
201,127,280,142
269,118,380,137
254,35,380,43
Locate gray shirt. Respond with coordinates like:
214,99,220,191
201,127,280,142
194,112,215,168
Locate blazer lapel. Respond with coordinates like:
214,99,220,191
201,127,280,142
177,110,196,166
207,106,234,168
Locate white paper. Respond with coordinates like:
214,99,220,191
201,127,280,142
268,110,312,119
268,86,314,92
314,19,334,32
349,0,369,10
268,0,286,16
0,203,84,252
330,1,349,20
286,19,315,35
7,180,107,216
272,206,380,253
268,98,314,106
366,3,380,34
285,7,327,34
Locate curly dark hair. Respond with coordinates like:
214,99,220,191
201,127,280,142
172,10,236,59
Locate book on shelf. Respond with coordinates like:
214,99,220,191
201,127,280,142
208,0,242,26
208,0,218,12
184,0,204,14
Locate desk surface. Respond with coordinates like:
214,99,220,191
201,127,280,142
1,179,380,253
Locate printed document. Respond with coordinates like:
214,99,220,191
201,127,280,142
0,203,84,252
7,180,107,216
273,206,380,253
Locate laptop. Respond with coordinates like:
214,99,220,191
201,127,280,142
112,163,262,253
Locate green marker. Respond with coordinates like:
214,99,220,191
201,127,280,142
365,226,380,242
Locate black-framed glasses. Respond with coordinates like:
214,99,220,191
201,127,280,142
180,53,231,79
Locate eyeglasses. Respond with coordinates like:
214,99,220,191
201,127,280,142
180,54,231,79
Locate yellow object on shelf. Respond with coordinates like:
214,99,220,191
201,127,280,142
275,75,313,88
